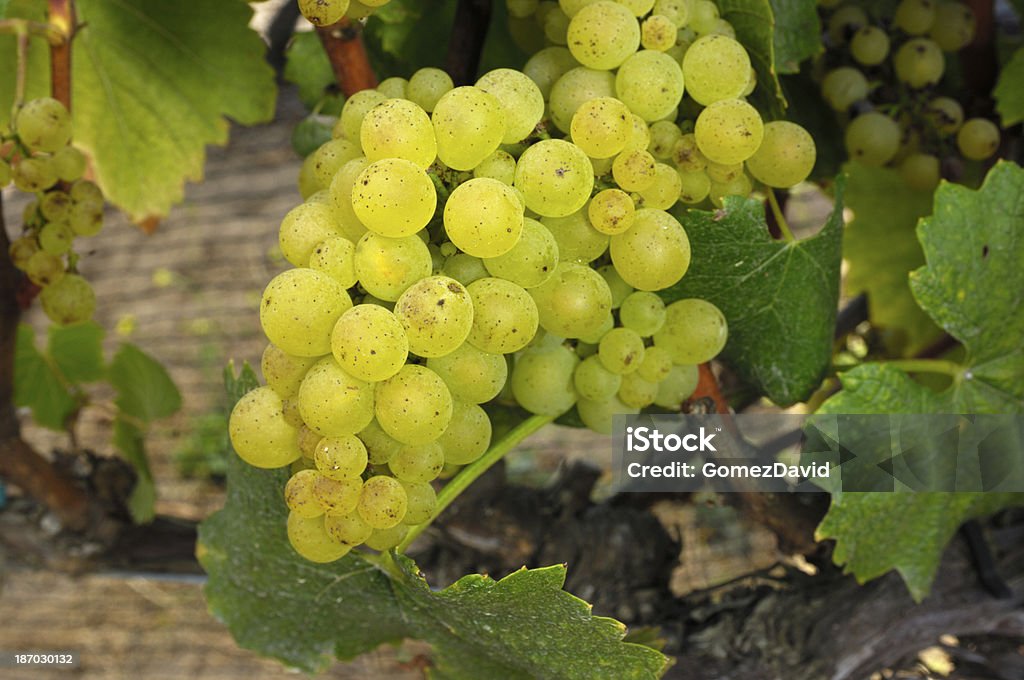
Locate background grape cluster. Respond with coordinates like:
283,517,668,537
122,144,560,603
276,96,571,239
230,0,818,563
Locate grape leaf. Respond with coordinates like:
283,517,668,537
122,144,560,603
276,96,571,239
109,343,182,423
48,320,106,384
663,183,845,406
0,0,10,19
780,73,843,179
12,324,77,430
718,0,786,116
363,0,454,77
843,162,942,355
770,0,821,74
994,47,1024,127
112,417,157,523
283,32,345,116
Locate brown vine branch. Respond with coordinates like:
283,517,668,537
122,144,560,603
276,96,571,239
47,0,75,110
316,19,378,97
445,0,492,86
687,363,730,415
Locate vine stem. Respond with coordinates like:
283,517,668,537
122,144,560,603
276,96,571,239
396,414,554,553
883,358,963,377
316,18,378,96
48,0,76,110
766,190,795,243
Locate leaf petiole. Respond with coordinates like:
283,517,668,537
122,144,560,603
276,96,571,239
882,358,964,377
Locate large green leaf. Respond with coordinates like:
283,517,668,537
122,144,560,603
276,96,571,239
664,183,844,406
843,162,942,355
12,324,77,430
994,47,1024,127
47,320,106,384
109,343,182,423
769,0,821,74
718,0,786,116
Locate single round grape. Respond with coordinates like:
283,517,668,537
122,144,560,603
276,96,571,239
926,97,964,135
444,178,525,257
359,419,404,465
618,372,658,408
351,158,436,238
672,133,708,172
637,344,673,383
229,386,302,469
597,264,633,309
287,512,349,563
298,357,375,437
850,26,890,66
620,0,655,16
15,97,72,153
483,217,559,288
522,46,580,100
309,138,362,188
648,121,682,162
894,38,944,88
636,162,683,210
364,524,409,551
438,400,492,465
745,121,816,188
278,201,342,267
548,67,616,133
52,146,87,182
694,99,764,165
620,291,666,337
8,236,38,269
407,67,455,112
682,34,750,106
432,86,506,171
375,364,453,445
357,475,408,529
336,89,389,142
578,312,614,344
400,481,437,525
260,268,351,357
12,157,58,193
331,304,408,381
577,394,637,434
466,277,539,354
39,191,71,223
588,189,635,236
325,157,370,242
705,161,742,184
654,363,700,409
298,0,350,25
473,150,517,185
597,327,644,375
574,354,622,401
641,14,678,51
654,0,688,25
956,118,999,161
40,273,95,325
389,441,445,483
709,172,752,207
653,298,728,364
624,113,652,153
929,2,975,51
529,262,612,339
610,209,690,291
678,169,712,204
377,76,408,99
827,4,867,44
821,67,869,112
282,398,305,429
565,1,640,70
442,253,490,285
354,232,432,301
476,68,546,144
394,276,474,357
312,473,362,516
261,344,317,398
899,153,941,191
325,510,373,546
24,250,65,287
570,97,632,159
612,149,657,192
298,154,321,197
689,0,721,33
309,235,357,288
511,345,580,416
38,222,73,256
426,342,508,404
285,469,325,519
894,0,935,35
542,209,609,264
615,50,685,122
514,139,594,218
314,435,368,480
543,5,571,44
360,98,437,168
845,112,901,167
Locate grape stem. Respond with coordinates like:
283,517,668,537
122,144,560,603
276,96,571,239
766,190,795,242
316,18,378,96
882,358,964,377
48,0,76,111
396,414,554,553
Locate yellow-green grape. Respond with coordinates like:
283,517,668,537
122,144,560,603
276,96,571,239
359,419,403,465
850,26,890,66
672,133,707,172
522,46,580,100
442,253,490,285
929,2,975,51
637,345,673,383
298,357,375,436
426,342,508,403
642,14,678,51
324,510,373,546
705,161,742,183
620,291,666,336
336,89,389,142
310,138,361,189
71,178,103,208
542,209,609,263
574,354,622,401
529,262,612,338
354,232,432,301
653,298,727,364
483,217,559,288
548,67,616,133
331,304,408,381
827,4,867,44
544,5,571,44
821,67,869,112
894,38,944,88
282,398,305,428
619,0,654,15
926,97,964,135
52,146,86,182
285,470,324,519
438,400,492,465
8,236,38,269
38,192,67,223
508,0,539,17
957,118,1000,161
394,276,474,357
624,114,652,153
327,157,370,243
706,18,735,38
400,481,437,525
298,426,322,458
648,121,682,161
375,364,453,444
12,157,58,193
597,264,633,309
654,363,699,409
38,222,73,256
313,472,363,515
746,121,816,188
278,201,341,267
636,162,683,210
473,150,517,185
260,268,352,356
229,386,302,469
678,170,711,204
618,372,658,408
559,0,599,16
346,1,377,19
359,98,436,168
577,394,637,434
377,76,408,99
612,149,657,192
511,345,580,416
351,158,436,238
389,442,445,483
570,97,632,160
287,513,349,563
24,251,65,287
899,153,941,191
407,67,455,112
309,235,357,288
466,277,539,354
598,327,645,375
565,1,640,70
615,50,684,122
357,475,408,529
444,177,525,257
689,0,720,33
610,208,690,291
653,0,687,24
578,312,614,344
261,344,317,399
589,189,635,236
298,0,350,26
845,112,901,167
894,0,935,35
432,86,506,170
314,435,368,480
14,97,72,153
40,273,95,325
514,139,595,218
299,154,320,197
364,524,409,551
476,68,546,144
694,98,764,165
681,35,750,106
709,173,752,208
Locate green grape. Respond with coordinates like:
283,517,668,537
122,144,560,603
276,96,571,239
298,426,323,458
597,264,633,308
850,26,890,66
929,2,975,51
565,1,640,70
364,524,409,551
285,469,324,518
653,298,728,364
529,262,612,339
70,179,103,210
328,157,371,243
598,327,645,374
708,172,752,208
574,354,622,400
648,121,682,161
745,121,816,188
653,0,687,25
442,253,490,285
12,157,58,193
682,34,750,106
466,277,539,354
619,0,654,15
612,149,657,192
438,400,492,465
476,68,546,144
15,97,72,153
8,236,38,269
522,46,580,101
899,153,940,191
314,435,368,480
618,372,658,408
548,67,616,133
672,133,708,172
636,162,683,210
331,304,409,381
40,273,95,324
444,178,525,257
426,342,508,403
298,357,375,437
542,208,609,263
354,232,432,301
24,250,65,287
588,189,635,235
377,76,408,99
483,217,559,288
827,4,867,44
637,344,673,382
38,222,73,256
615,50,684,122
298,0,350,25
432,86,506,170
346,1,378,19
359,419,403,465
407,67,454,112
578,312,614,344
278,201,342,267
653,363,699,409
389,442,445,483
357,475,408,529
678,169,711,204
394,276,474,357
336,89,389,142
926,97,964,135
845,112,901,167
261,344,317,398
620,291,666,336
894,38,944,88
559,0,599,15
570,97,632,159
821,67,869,112
400,481,437,525
52,146,86,182
309,235,358,287
39,190,71,221
229,386,301,469
514,139,595,218
543,5,571,44
287,513,349,563
705,161,741,183
610,208,690,291
282,398,305,428
706,18,735,38
351,158,436,238
695,99,764,165
577,394,637,434
473,150,517,185
310,138,361,189
359,98,436,168
260,268,351,356
689,0,720,33
298,154,320,198
375,364,453,444
511,345,580,416
508,0,540,17
324,510,373,546
894,0,935,35
641,14,678,51
624,114,652,153
957,118,999,160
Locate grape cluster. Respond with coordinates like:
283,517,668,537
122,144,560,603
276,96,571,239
3,97,102,325
297,0,392,26
818,0,1000,190
231,0,817,563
